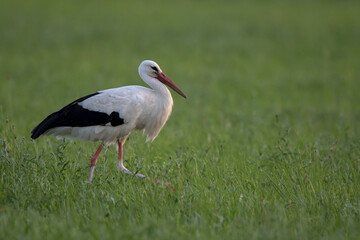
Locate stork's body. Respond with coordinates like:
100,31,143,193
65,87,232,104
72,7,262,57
31,60,186,182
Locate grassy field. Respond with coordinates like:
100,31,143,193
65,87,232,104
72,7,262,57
1,0,360,239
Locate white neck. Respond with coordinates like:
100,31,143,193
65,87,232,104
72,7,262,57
137,65,175,142
140,72,172,99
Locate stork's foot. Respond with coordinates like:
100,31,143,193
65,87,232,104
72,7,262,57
135,173,146,178
118,163,146,178
88,166,95,183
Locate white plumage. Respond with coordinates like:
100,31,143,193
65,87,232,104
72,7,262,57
31,60,186,182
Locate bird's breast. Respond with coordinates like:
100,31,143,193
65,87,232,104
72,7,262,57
137,94,173,142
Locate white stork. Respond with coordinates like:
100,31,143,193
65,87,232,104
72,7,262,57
31,60,186,182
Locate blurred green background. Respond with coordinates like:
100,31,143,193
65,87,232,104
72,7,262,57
1,1,360,137
1,0,360,239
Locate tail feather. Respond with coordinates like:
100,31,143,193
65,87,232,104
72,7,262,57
31,112,61,139
31,92,101,139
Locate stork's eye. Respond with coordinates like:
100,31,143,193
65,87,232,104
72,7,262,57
151,66,159,72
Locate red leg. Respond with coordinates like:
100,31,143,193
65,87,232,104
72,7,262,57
117,141,128,172
118,141,123,168
88,144,103,183
117,140,145,178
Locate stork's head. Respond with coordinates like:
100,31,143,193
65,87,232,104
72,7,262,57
139,60,187,98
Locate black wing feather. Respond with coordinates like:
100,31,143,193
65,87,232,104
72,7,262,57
31,92,124,139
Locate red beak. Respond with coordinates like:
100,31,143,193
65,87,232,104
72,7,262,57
156,72,187,98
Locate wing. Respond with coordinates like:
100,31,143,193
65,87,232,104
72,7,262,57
80,86,155,126
31,91,125,139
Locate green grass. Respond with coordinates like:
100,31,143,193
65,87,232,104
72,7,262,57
1,0,360,239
